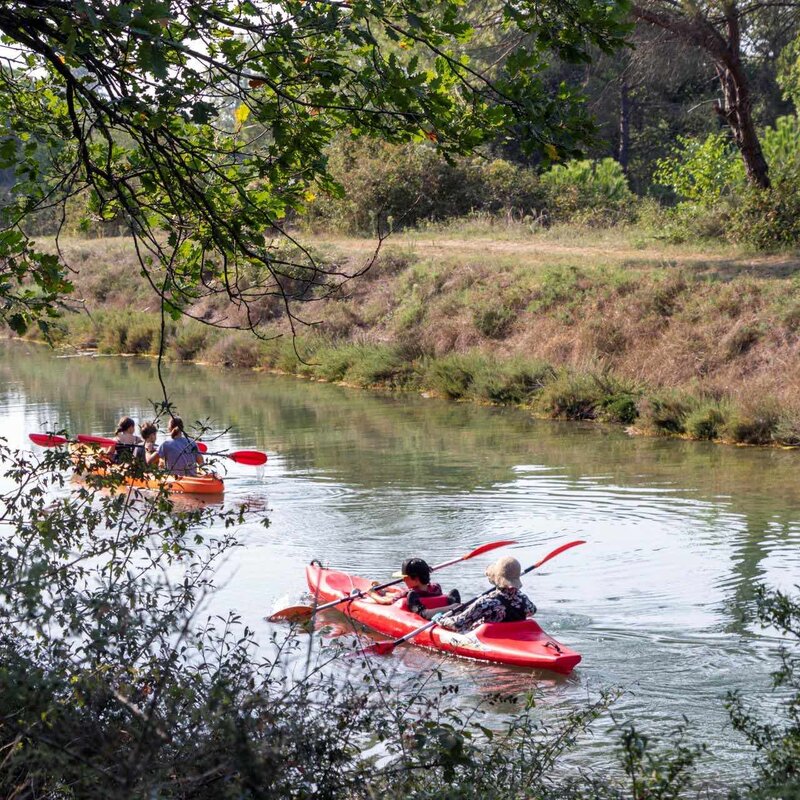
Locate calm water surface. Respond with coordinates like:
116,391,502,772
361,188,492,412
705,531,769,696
2,340,798,779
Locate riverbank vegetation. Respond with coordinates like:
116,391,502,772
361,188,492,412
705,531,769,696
31,232,800,447
1,443,798,798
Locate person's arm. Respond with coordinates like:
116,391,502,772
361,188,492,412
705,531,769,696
522,593,537,617
367,584,404,605
437,595,497,632
145,447,159,466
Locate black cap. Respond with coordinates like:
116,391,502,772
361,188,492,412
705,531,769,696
395,558,431,583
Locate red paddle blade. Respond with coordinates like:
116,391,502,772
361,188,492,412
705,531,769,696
77,434,115,447
196,442,208,453
356,641,397,657
532,539,586,570
29,433,68,447
267,605,314,623
463,539,517,559
228,450,267,466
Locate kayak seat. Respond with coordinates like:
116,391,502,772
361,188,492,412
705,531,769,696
397,595,450,612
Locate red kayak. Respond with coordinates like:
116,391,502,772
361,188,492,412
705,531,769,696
306,563,581,674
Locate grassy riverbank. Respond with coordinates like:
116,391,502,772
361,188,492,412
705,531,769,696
33,225,800,446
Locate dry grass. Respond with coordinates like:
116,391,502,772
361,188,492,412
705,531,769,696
39,231,800,442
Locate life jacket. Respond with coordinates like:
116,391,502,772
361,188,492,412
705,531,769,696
494,590,527,622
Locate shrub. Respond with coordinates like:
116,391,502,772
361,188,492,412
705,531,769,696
600,393,639,424
528,264,587,315
170,325,210,361
684,401,728,440
124,317,161,354
728,168,800,249
96,312,130,353
473,304,516,339
540,158,634,224
654,133,742,206
537,371,600,420
471,358,555,405
722,398,782,444
303,139,546,234
343,344,417,388
636,390,692,435
206,333,265,368
313,344,359,382
425,353,488,399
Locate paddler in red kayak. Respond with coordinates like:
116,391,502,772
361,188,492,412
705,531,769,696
368,558,460,616
433,556,536,631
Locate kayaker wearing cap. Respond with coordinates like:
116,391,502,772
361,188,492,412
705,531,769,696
369,557,460,616
434,556,536,632
150,416,204,476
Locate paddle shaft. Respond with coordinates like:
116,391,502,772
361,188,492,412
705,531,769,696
366,539,586,655
310,539,517,615
75,435,265,465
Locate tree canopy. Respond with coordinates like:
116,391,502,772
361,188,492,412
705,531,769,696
0,0,629,337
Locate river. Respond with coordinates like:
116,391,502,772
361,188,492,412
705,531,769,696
2,339,798,781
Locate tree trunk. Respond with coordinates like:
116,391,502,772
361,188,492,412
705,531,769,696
631,2,771,189
713,17,770,189
617,78,631,174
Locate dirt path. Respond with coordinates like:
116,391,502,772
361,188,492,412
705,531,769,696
316,234,800,278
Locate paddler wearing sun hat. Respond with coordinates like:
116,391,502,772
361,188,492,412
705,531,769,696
432,556,537,632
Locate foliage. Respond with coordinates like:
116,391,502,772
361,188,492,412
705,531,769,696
728,167,800,249
305,140,546,234
540,158,634,222
761,115,800,175
778,35,800,111
0,0,630,337
726,584,800,800
654,133,743,206
616,723,706,800
537,371,601,420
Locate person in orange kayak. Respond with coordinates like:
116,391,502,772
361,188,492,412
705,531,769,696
106,416,143,463
433,556,536,632
135,421,160,465
368,557,460,616
150,416,203,476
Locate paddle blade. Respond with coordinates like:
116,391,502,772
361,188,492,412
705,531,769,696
357,641,397,657
77,434,115,447
29,433,68,448
228,450,267,466
196,442,208,453
464,539,517,559
267,605,314,623
532,539,586,571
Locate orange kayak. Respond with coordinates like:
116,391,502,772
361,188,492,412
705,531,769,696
69,444,225,495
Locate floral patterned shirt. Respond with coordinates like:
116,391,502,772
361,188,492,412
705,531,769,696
437,588,536,632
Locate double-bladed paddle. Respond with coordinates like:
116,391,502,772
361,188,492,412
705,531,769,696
358,539,586,657
28,432,268,466
268,539,518,624
76,433,211,453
